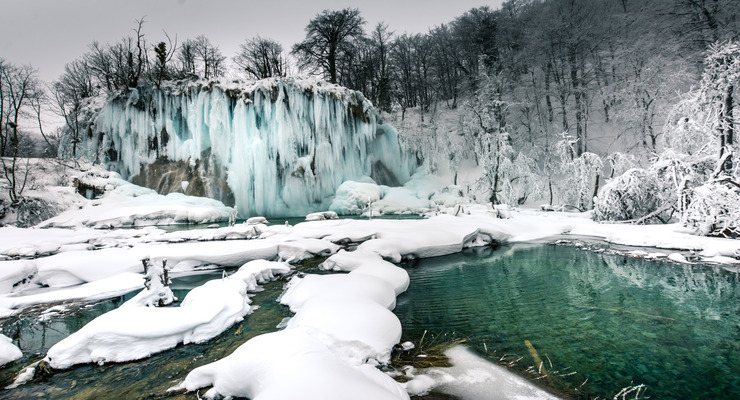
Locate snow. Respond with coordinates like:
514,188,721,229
175,330,409,400
305,211,339,221
280,274,398,312
0,334,22,366
285,297,402,364
413,346,560,400
39,183,233,229
45,259,290,369
177,217,415,399
1,175,739,399
321,249,410,295
0,272,144,318
75,78,418,217
329,173,473,217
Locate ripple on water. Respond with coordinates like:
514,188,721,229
394,244,740,400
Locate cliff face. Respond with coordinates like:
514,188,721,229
77,78,417,216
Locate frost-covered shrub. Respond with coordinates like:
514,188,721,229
593,168,674,223
684,181,740,237
500,151,545,206
555,139,603,211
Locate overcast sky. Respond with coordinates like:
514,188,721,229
2,0,505,84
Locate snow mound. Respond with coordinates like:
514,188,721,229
46,277,250,369
286,297,402,364
420,346,560,400
176,329,409,400
0,334,22,366
280,273,397,312
329,173,472,216
306,211,339,221
45,260,291,369
321,249,410,295
39,188,233,229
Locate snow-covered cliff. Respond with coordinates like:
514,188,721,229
76,78,417,217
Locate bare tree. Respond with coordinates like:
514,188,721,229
53,59,99,161
292,8,366,84
367,23,394,112
176,39,197,77
1,61,43,204
83,17,149,93
179,35,225,79
234,36,286,80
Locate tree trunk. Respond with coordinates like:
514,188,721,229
569,48,585,157
721,84,734,173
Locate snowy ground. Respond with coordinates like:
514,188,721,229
0,171,738,399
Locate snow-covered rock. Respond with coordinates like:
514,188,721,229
175,329,409,400
0,334,22,366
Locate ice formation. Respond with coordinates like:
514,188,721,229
76,77,417,217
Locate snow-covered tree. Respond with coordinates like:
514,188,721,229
554,137,603,211
684,178,740,237
699,40,739,173
593,168,675,223
593,41,740,235
465,72,543,206
464,73,514,206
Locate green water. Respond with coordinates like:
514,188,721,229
394,244,740,399
2,244,737,399
0,272,292,399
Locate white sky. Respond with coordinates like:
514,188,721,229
1,0,505,84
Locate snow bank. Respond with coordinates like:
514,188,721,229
408,346,560,400
285,298,402,365
178,230,414,399
39,186,232,229
46,260,290,369
321,249,410,295
46,278,249,369
176,330,409,400
328,173,473,216
0,273,144,318
305,211,339,221
280,274,398,312
0,334,22,366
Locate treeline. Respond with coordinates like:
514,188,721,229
49,1,739,157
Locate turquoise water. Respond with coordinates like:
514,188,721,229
394,244,740,399
2,243,738,399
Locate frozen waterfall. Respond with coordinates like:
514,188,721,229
76,78,417,217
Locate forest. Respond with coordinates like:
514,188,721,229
2,0,739,236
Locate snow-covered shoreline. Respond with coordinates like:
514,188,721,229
0,177,738,399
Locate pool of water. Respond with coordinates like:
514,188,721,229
394,244,740,399
3,243,737,399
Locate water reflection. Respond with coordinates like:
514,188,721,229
395,244,740,400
